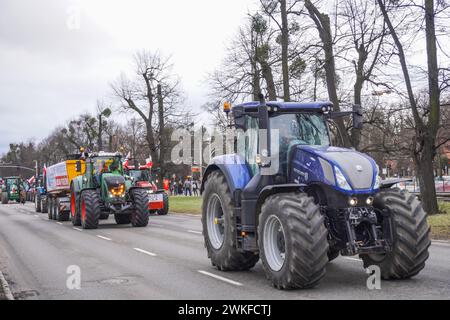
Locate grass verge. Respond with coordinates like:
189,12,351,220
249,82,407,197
169,196,202,214
428,202,450,240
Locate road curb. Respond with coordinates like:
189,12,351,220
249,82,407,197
0,270,14,300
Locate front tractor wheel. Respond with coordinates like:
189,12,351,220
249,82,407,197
157,192,169,215
35,193,42,212
361,189,431,280
258,193,329,289
202,171,259,271
80,190,101,230
131,189,150,227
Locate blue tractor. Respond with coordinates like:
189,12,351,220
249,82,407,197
201,96,430,289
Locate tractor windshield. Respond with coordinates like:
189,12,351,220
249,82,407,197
129,169,150,182
270,113,330,148
92,157,122,175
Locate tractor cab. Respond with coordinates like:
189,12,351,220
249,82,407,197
1,176,23,203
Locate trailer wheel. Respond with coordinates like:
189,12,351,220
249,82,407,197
361,189,430,280
157,193,169,215
131,189,150,227
70,189,81,226
52,199,58,220
259,193,329,289
48,197,53,220
1,192,8,204
202,171,259,271
114,214,131,225
35,193,42,212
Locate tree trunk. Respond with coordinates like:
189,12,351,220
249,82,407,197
305,0,352,147
260,60,277,101
157,83,166,178
351,71,364,149
98,114,103,151
415,139,439,214
280,0,290,102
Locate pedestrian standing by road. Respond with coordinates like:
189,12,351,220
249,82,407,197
184,179,192,196
193,180,199,196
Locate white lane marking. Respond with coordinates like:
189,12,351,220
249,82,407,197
96,235,112,241
0,270,14,300
198,270,243,287
73,227,83,232
344,257,362,262
56,222,63,225
187,230,202,235
34,214,39,217
186,214,200,217
133,248,157,257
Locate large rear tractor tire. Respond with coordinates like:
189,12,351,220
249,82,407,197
258,193,329,289
1,192,8,204
35,193,42,212
80,190,101,230
114,214,131,225
70,189,81,226
157,192,169,215
361,189,430,280
131,189,150,227
202,171,259,271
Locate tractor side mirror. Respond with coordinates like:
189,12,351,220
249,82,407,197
352,105,363,130
75,161,82,173
234,116,246,130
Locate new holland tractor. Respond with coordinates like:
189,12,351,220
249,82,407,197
201,96,430,290
1,176,25,204
70,151,150,229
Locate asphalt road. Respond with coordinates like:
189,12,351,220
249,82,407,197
0,202,449,300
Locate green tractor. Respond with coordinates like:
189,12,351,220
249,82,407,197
70,152,150,229
1,176,25,204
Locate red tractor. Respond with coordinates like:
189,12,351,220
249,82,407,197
124,159,169,215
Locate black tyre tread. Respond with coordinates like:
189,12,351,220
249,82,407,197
2,192,8,204
131,189,150,227
48,197,53,220
202,171,259,271
35,194,42,212
158,193,169,215
259,193,329,289
81,190,101,229
41,198,48,213
114,214,131,224
361,189,430,280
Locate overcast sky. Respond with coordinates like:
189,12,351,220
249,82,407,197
0,0,258,154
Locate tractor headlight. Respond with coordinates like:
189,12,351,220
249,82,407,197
109,184,125,197
147,189,154,194
334,166,352,191
374,175,382,189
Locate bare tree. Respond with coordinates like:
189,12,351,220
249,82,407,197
111,50,187,178
376,0,445,214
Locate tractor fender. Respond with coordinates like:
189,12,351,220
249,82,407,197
201,155,252,195
379,178,412,189
255,184,306,220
